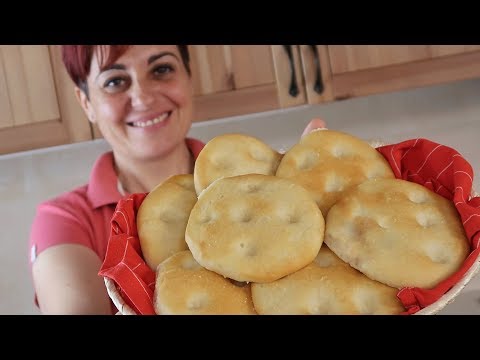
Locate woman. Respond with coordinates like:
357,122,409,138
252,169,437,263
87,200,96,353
28,45,326,314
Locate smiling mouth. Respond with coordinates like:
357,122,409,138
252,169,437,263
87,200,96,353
127,112,171,128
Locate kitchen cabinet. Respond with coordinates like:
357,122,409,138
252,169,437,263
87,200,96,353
0,45,91,155
4,45,480,153
298,45,335,105
188,45,316,122
326,45,480,100
187,45,480,114
188,45,480,119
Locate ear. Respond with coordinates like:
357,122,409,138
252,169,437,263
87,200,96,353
74,86,96,124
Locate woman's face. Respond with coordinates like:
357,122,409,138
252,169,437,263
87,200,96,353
78,45,194,162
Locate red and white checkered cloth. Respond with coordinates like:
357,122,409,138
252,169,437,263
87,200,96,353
99,138,480,315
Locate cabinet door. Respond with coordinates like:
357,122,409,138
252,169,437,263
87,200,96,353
328,45,480,99
190,45,307,122
0,45,91,155
298,45,334,105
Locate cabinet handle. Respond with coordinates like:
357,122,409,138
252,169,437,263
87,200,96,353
283,45,299,97
309,45,324,94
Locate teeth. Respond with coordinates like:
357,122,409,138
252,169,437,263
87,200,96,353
132,113,168,127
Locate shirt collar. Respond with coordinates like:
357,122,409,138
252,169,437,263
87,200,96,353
87,138,205,209
87,151,120,209
185,137,205,159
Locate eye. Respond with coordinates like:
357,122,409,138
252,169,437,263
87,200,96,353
103,76,129,91
152,64,174,77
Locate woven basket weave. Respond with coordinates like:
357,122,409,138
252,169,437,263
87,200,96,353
104,140,480,315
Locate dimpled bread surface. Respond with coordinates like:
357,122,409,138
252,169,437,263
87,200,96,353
193,133,282,196
153,250,256,315
251,245,405,315
185,173,325,283
324,178,470,289
137,174,197,271
275,129,395,217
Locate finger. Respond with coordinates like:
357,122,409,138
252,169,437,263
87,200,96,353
301,118,327,137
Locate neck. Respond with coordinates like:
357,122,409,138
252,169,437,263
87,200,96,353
114,142,193,194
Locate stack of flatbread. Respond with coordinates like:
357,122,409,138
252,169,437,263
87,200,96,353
136,130,470,315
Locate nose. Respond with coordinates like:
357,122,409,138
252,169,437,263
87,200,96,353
130,81,155,110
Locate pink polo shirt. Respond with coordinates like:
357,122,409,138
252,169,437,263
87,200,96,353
28,138,205,311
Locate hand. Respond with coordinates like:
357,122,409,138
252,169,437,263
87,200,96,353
301,118,327,137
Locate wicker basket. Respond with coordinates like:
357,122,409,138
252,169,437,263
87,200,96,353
104,276,138,315
104,140,480,315
105,253,480,315
104,186,480,315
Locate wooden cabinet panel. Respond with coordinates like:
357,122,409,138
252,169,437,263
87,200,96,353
1,47,29,127
429,45,480,57
230,45,275,89
0,54,14,129
191,45,309,122
327,45,480,100
190,45,276,96
271,45,307,109
48,46,91,142
0,46,60,129
0,45,91,155
328,45,430,74
18,46,60,124
190,45,231,95
299,45,334,105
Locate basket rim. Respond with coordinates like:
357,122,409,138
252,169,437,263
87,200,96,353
104,276,137,315
414,253,480,314
104,140,480,315
104,251,480,315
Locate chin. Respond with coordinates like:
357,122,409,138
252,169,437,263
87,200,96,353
138,143,180,160
131,130,188,159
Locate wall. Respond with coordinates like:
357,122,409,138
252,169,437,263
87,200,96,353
2,78,480,315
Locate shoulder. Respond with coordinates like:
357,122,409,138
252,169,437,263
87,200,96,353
29,151,117,265
36,184,91,217
37,150,116,216
29,184,94,265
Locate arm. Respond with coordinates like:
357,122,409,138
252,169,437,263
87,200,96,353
29,196,114,315
32,243,112,314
